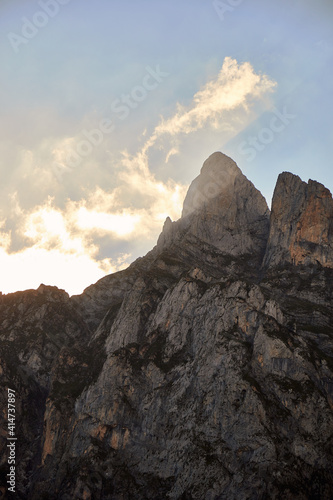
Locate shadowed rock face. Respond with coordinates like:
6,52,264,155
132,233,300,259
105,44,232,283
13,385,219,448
159,152,270,267
0,153,333,499
182,152,243,217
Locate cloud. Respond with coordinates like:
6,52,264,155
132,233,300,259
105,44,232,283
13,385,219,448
76,208,142,237
0,57,277,295
0,197,131,296
107,57,276,219
139,57,276,158
0,243,129,297
0,175,186,295
166,147,179,163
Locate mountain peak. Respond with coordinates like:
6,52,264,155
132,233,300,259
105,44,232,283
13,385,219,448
157,152,270,266
1,151,333,499
182,151,242,218
263,171,333,268
200,151,241,176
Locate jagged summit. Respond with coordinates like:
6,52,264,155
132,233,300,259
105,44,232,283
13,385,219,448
164,154,333,272
182,152,242,217
160,151,270,265
1,152,333,499
263,170,333,268
200,151,239,175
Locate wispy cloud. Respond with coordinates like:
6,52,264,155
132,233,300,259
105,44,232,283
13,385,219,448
0,57,277,295
139,57,276,158
111,57,276,219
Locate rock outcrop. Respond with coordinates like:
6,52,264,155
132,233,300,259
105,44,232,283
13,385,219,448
159,152,270,267
0,153,332,499
263,172,333,268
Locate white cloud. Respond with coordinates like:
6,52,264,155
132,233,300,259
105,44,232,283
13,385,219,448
76,207,142,238
0,245,126,296
0,57,277,295
0,198,131,296
139,57,277,157
0,176,186,295
166,147,179,163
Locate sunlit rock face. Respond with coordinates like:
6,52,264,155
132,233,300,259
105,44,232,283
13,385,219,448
0,153,333,499
263,172,333,268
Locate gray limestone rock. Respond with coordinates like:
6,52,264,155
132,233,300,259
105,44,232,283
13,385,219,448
159,152,270,269
263,172,333,269
0,153,332,499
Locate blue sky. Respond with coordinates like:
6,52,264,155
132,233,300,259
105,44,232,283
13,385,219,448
0,0,332,294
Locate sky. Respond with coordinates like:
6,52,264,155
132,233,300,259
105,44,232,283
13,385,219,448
0,0,332,296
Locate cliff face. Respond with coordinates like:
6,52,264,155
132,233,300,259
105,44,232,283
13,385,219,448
161,152,270,267
0,153,333,500
263,172,333,269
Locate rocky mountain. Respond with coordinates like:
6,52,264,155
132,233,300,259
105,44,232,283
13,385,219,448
263,172,333,268
0,152,332,499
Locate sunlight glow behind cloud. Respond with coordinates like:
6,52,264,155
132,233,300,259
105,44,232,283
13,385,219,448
0,57,277,295
76,208,142,237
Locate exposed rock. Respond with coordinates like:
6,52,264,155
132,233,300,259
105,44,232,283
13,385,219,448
0,152,332,499
263,172,333,269
181,152,242,217
158,152,270,271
